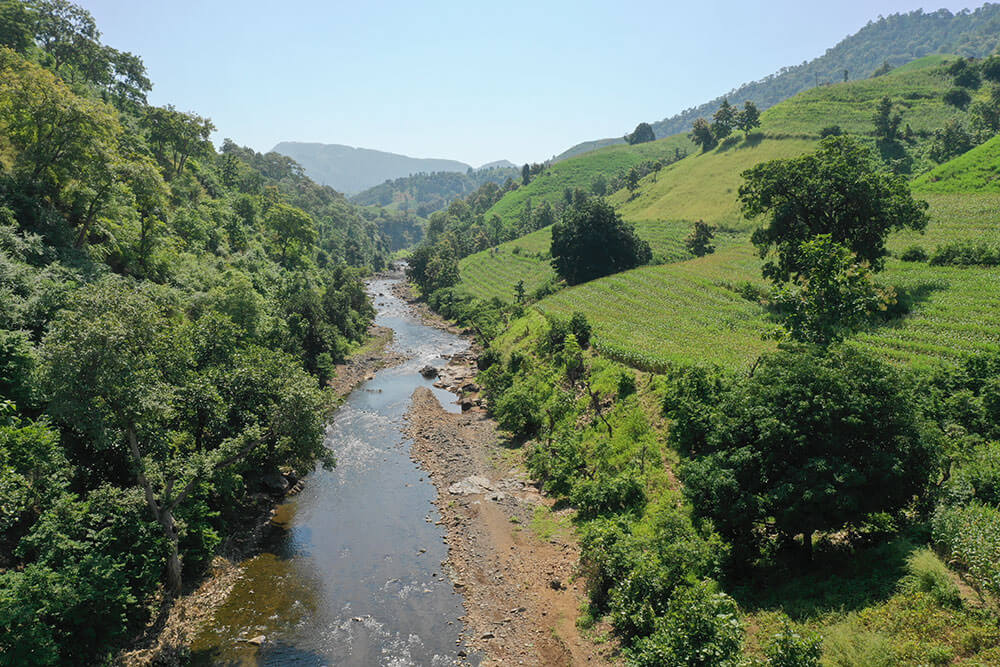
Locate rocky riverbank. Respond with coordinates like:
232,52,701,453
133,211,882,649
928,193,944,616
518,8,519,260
397,285,619,666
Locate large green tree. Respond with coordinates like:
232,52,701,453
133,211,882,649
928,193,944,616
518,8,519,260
550,197,651,285
739,135,928,282
40,280,330,596
680,346,934,561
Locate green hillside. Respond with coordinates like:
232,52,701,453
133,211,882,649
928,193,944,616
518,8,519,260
912,133,1000,192
456,57,970,307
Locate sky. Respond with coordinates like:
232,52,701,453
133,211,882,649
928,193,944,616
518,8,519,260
77,0,981,166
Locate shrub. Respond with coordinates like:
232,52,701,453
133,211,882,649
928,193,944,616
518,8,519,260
819,125,843,138
898,548,962,608
765,620,823,667
899,245,928,262
929,240,1000,267
477,347,500,371
569,311,591,348
628,581,743,667
493,378,548,436
570,470,646,519
617,371,637,399
822,619,895,667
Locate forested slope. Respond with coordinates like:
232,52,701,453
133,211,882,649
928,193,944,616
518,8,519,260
0,2,388,663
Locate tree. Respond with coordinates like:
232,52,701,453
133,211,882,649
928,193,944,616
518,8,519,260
771,235,894,345
550,198,651,285
265,202,317,266
521,163,531,186
873,96,901,141
514,279,525,304
929,118,974,163
711,99,735,140
948,57,981,89
40,280,329,596
982,55,1000,84
689,117,716,152
943,87,972,110
0,0,32,52
142,104,216,180
681,346,933,561
684,220,715,257
739,135,928,282
625,121,655,145
735,101,760,138
625,167,640,195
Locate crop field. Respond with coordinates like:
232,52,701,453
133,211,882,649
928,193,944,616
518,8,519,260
535,193,1000,370
610,137,818,227
758,58,961,136
911,134,1000,193
457,228,555,301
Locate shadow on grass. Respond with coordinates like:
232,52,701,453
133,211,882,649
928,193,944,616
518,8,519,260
878,280,949,324
728,536,918,621
716,132,766,153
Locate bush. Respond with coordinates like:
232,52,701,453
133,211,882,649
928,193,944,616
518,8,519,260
819,125,843,138
929,241,1000,267
550,198,651,285
822,619,895,667
899,245,928,262
493,378,548,436
948,440,1000,506
765,620,823,667
570,470,646,519
617,371,637,399
628,581,743,667
898,548,962,608
569,311,592,348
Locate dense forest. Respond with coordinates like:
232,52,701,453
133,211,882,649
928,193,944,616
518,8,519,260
0,1,388,663
350,165,520,218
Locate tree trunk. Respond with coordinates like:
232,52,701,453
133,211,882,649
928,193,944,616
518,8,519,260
160,506,183,597
802,530,814,562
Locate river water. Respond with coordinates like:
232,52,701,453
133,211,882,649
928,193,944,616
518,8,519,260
191,276,478,666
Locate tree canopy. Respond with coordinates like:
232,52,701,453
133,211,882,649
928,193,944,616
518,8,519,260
550,197,651,285
739,135,928,281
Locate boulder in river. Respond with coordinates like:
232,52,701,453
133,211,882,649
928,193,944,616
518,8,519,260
261,472,290,494
419,365,438,378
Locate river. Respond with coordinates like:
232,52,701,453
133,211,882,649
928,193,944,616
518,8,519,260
191,275,478,666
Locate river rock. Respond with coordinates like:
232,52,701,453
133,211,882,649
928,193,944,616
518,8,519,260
419,365,438,378
261,472,289,493
448,475,494,495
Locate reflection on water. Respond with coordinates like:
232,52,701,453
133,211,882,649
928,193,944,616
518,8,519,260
191,277,476,666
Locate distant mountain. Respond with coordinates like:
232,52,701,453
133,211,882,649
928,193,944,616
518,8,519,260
557,5,1000,161
271,142,471,195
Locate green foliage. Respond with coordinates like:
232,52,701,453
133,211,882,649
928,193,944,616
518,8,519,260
822,619,896,667
741,136,929,281
684,220,716,257
736,101,762,137
899,245,928,262
928,239,1000,266
625,122,656,145
681,346,933,561
628,580,743,667
690,117,717,152
928,118,974,163
764,620,822,667
898,548,962,609
550,197,651,285
943,86,972,109
771,235,894,345
932,501,1000,599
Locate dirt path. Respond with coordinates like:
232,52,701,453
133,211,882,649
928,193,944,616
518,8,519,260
405,372,619,665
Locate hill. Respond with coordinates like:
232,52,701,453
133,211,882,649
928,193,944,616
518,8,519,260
271,141,472,195
556,5,1000,161
912,133,1000,192
351,165,520,217
457,57,966,311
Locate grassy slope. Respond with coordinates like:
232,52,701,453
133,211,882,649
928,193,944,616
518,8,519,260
458,58,965,317
912,133,1000,192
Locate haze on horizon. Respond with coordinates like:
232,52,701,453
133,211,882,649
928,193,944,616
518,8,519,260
78,0,981,166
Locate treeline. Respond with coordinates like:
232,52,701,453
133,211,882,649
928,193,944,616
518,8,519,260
0,2,383,663
350,165,519,217
651,6,1000,139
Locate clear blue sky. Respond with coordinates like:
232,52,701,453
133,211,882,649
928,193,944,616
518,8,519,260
78,0,979,166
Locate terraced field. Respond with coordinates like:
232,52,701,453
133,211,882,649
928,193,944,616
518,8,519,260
457,228,555,301
536,193,1000,369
